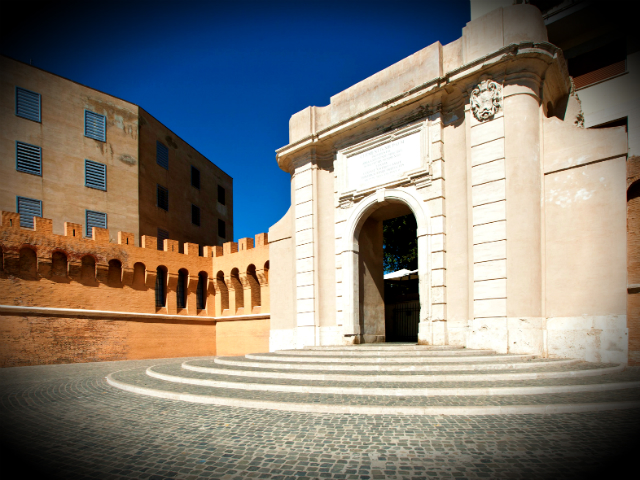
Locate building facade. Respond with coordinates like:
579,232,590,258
269,2,638,365
0,55,233,250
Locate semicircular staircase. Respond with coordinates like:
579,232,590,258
107,344,640,415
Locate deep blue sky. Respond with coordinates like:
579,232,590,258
1,0,469,241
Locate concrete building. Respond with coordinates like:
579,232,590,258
269,2,639,365
0,55,233,251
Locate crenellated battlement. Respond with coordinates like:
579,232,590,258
0,211,270,318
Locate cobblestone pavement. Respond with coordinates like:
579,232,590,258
1,357,638,480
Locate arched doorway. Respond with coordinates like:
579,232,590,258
340,188,431,344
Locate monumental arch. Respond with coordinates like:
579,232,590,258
269,4,630,364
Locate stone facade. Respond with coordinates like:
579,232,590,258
269,4,635,364
0,211,269,366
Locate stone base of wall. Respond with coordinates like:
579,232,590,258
269,326,344,351
466,316,628,364
216,319,270,356
0,313,270,367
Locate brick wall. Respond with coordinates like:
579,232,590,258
0,211,270,366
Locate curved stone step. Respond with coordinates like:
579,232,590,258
214,356,577,371
183,360,624,382
147,363,640,396
274,348,496,357
244,352,537,363
106,366,640,415
302,344,462,351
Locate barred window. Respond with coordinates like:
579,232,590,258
155,267,166,307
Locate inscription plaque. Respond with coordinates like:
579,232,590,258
347,132,421,191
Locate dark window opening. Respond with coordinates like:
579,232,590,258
218,219,226,239
157,185,169,211
217,185,226,205
191,166,200,189
177,269,187,309
197,272,207,310
192,204,201,226
155,267,166,308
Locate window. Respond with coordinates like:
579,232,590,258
192,204,200,226
85,210,107,237
16,141,42,176
155,266,166,307
17,196,42,229
156,141,169,169
218,219,226,239
196,272,207,309
177,269,187,309
84,110,106,142
191,166,200,189
85,159,107,191
16,87,41,122
218,185,226,205
157,185,169,210
157,228,169,250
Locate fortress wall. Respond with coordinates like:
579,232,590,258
0,211,270,366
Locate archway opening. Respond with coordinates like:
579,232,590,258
356,202,418,343
383,214,419,342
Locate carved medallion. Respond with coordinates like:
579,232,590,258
471,80,502,122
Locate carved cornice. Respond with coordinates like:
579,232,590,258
276,42,563,172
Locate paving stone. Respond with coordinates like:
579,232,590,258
1,355,639,479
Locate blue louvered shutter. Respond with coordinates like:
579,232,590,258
16,87,41,122
85,110,106,141
85,160,107,190
16,141,42,176
156,141,169,169
17,196,42,229
157,228,169,250
86,210,107,237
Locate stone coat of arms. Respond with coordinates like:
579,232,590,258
471,80,502,122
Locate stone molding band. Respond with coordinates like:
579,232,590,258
0,305,270,323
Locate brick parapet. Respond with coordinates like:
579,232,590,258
0,211,270,317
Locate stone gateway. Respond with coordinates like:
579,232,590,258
268,4,633,365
